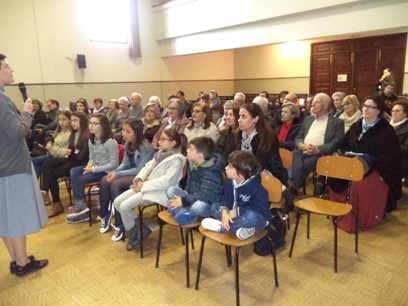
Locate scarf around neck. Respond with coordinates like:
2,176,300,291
241,129,258,152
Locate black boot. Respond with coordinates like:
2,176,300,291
126,218,141,251
282,187,298,213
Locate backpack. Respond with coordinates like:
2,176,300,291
253,207,288,256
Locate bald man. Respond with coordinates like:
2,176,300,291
283,93,344,211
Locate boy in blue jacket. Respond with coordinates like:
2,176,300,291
166,137,225,225
201,150,270,240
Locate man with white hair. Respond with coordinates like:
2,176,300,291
283,93,344,212
129,92,144,119
234,92,247,108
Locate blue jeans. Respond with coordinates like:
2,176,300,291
166,186,211,217
210,202,267,233
70,165,107,201
291,149,320,189
32,155,51,178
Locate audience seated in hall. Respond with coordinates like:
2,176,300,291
32,110,72,178
184,102,220,144
115,96,132,136
106,99,119,131
148,95,164,115
31,98,60,145
253,96,273,127
389,101,408,186
65,113,119,224
209,89,222,124
233,91,247,108
129,92,145,119
93,97,108,115
142,102,161,143
380,82,398,120
41,111,90,218
275,102,301,151
176,90,193,119
300,94,313,118
331,92,346,118
216,103,239,160
152,98,190,148
98,118,155,242
338,95,362,133
236,103,288,187
329,94,402,233
283,93,344,212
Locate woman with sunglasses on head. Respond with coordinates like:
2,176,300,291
184,102,220,144
330,94,402,232
97,118,155,241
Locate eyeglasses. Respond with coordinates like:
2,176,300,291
363,104,378,110
168,107,178,111
159,137,173,142
89,121,101,126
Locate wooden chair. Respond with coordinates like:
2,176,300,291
155,210,202,288
138,203,164,258
288,155,364,273
195,174,281,306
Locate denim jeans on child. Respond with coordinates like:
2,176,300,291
166,186,211,217
70,165,107,202
210,202,267,232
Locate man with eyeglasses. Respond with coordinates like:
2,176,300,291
283,93,344,212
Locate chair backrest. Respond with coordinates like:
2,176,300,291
316,155,364,181
279,148,293,169
118,144,125,164
261,172,282,203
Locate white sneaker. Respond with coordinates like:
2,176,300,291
236,227,256,240
201,218,222,232
111,224,124,242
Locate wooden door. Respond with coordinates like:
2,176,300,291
352,50,377,101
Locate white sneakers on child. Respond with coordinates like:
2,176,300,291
236,227,256,240
201,218,222,232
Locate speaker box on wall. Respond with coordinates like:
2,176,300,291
77,54,87,69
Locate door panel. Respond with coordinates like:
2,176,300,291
353,50,377,101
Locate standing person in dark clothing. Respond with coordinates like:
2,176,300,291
0,53,48,276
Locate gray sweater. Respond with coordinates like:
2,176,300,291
89,138,119,173
0,89,32,177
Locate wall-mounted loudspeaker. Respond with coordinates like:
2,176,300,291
77,54,87,69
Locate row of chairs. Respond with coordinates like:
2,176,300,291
77,155,363,305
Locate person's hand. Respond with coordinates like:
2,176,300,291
22,98,33,115
221,210,233,231
83,164,93,174
45,141,53,151
132,180,143,192
64,149,72,157
168,196,182,210
105,171,116,183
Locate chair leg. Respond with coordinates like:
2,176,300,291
180,228,185,245
267,237,279,287
234,247,241,306
185,229,191,288
352,210,359,253
334,217,338,273
190,229,195,249
306,211,311,239
195,236,207,290
155,218,164,268
289,209,302,258
287,215,291,231
87,189,92,227
225,245,232,267
139,206,145,258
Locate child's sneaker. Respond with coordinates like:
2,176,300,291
111,224,124,242
174,209,197,225
236,227,256,240
65,208,90,224
97,210,114,234
201,218,222,232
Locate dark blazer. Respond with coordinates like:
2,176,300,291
275,119,301,151
338,117,402,211
31,109,48,128
393,120,408,176
295,114,344,155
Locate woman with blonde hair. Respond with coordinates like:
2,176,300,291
339,95,362,132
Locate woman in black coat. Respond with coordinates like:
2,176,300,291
390,101,408,185
337,94,402,213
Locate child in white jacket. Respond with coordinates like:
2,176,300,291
113,128,187,251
